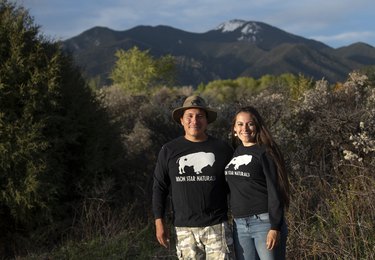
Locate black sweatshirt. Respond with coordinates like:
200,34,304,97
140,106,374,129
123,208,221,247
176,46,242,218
152,136,233,227
224,144,284,230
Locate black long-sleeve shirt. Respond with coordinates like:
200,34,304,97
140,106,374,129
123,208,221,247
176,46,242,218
225,144,284,230
152,136,233,227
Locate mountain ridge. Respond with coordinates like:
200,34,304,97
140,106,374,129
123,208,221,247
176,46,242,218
62,20,375,86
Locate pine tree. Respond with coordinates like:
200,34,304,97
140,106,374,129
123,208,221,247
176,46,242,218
0,1,125,255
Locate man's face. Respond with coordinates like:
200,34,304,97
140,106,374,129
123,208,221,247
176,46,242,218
180,108,208,141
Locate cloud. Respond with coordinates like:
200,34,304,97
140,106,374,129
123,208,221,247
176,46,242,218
312,31,375,46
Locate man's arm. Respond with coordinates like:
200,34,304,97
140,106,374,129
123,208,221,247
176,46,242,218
155,218,170,248
152,146,171,247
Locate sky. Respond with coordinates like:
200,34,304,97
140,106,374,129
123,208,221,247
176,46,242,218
15,0,375,48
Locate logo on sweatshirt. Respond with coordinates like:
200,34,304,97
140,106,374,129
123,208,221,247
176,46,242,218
177,152,215,174
225,155,252,170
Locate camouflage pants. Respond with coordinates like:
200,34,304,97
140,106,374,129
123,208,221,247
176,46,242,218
175,221,234,260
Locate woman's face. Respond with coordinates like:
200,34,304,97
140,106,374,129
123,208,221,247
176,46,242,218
234,112,257,146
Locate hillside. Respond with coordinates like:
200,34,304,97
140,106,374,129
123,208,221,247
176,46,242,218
62,19,375,86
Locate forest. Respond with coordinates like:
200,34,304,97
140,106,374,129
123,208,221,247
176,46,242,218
0,1,374,259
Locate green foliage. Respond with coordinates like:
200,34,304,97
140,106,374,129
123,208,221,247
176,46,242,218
288,73,315,101
0,1,126,257
198,73,302,104
110,46,176,93
0,0,59,224
199,77,258,103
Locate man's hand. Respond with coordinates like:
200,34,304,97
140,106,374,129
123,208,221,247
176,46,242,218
155,218,170,248
266,229,280,250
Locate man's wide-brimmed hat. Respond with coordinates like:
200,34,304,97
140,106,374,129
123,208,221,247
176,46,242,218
172,95,217,124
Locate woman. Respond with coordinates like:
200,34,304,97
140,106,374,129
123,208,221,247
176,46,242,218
225,106,290,260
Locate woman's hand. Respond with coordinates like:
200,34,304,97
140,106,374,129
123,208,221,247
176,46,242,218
266,229,280,250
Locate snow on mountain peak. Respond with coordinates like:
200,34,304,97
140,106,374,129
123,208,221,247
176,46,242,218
215,20,262,42
216,19,247,32
241,23,261,35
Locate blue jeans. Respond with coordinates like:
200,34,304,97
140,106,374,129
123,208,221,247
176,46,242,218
233,213,287,260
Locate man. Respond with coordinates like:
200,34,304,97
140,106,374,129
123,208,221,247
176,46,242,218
152,95,233,259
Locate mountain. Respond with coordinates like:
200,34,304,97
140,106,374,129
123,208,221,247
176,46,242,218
62,19,375,87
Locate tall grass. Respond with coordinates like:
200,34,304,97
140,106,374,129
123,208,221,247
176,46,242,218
287,166,375,259
18,196,177,259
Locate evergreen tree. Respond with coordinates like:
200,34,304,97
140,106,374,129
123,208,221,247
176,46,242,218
0,1,125,255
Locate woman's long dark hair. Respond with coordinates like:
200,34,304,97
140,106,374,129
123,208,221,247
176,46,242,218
230,106,290,209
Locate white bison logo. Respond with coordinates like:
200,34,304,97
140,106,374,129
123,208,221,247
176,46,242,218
177,152,215,174
226,155,253,170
